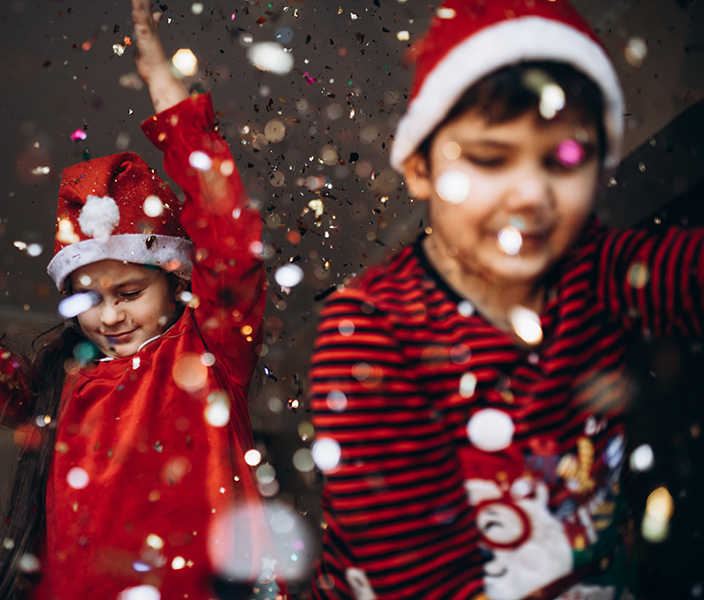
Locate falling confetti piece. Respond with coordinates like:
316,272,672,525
625,37,647,68
172,48,198,77
538,82,566,120
555,139,584,168
247,42,294,75
70,129,87,142
58,292,100,319
508,306,543,345
189,151,213,171
312,438,341,472
435,170,470,203
630,444,654,472
244,449,262,466
497,226,523,256
143,195,164,217
66,467,90,489
459,372,478,398
275,264,304,288
467,408,514,452
116,585,161,600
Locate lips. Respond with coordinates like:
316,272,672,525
104,330,136,344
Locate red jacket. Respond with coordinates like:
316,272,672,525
3,93,270,599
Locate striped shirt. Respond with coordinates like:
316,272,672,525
309,219,704,600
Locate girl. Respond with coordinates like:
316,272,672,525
0,1,282,598
309,1,704,599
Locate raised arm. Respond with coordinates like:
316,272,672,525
132,0,264,386
131,0,188,113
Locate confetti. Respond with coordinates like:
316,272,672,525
467,408,514,452
508,306,543,345
58,292,100,319
172,48,198,77
642,486,674,542
292,448,315,472
497,226,523,256
66,467,90,490
275,264,304,288
435,170,471,203
244,449,262,466
116,585,161,600
555,139,584,168
312,438,341,472
188,151,213,171
247,42,294,75
625,37,647,68
71,129,87,142
143,195,164,217
630,443,654,472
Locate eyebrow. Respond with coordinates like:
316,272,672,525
72,276,153,293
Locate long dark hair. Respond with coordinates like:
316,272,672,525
0,323,86,598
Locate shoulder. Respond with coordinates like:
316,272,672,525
324,241,423,309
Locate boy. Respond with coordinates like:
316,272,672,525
308,1,704,599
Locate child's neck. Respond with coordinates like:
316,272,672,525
422,235,545,332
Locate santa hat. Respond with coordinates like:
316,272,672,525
47,152,193,291
390,0,625,172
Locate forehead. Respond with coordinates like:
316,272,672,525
433,106,597,145
69,260,160,288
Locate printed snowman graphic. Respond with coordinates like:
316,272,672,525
466,478,573,600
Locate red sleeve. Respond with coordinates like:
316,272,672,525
309,292,485,600
595,226,704,338
141,94,265,387
0,345,31,428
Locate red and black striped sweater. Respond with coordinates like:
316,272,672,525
309,220,704,600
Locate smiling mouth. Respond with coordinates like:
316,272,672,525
104,330,136,344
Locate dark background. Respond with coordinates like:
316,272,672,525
1,0,704,597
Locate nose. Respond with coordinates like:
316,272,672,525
99,301,125,327
505,165,553,213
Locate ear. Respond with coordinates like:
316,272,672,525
171,276,189,303
402,152,433,200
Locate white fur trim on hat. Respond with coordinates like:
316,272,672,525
47,233,193,291
79,195,121,239
390,17,625,172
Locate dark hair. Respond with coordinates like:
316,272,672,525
0,267,188,596
0,324,86,598
418,61,607,164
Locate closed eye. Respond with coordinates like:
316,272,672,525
467,154,506,168
120,290,144,301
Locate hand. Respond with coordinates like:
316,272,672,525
131,0,189,113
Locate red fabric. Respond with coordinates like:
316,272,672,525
309,220,704,598
31,94,268,599
411,0,602,100
54,153,185,256
0,347,30,429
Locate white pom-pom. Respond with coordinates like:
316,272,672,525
79,195,120,239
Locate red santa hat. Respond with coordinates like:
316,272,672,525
390,0,625,172
47,152,193,291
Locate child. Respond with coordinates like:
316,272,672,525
0,1,282,598
308,1,704,599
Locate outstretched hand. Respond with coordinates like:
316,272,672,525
131,0,189,113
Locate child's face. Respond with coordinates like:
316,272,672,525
69,260,180,358
404,106,600,288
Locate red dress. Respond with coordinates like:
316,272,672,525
3,93,270,599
